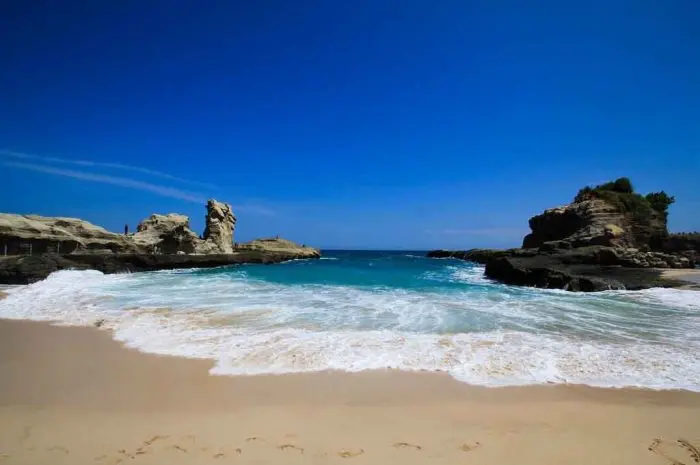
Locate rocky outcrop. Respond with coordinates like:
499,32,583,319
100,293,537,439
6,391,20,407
426,248,522,264
132,214,201,254
0,214,139,255
0,201,321,284
0,249,322,285
522,198,666,250
427,178,694,292
0,199,239,257
197,200,236,254
658,233,700,264
595,247,693,269
483,255,690,292
428,245,695,292
237,238,321,259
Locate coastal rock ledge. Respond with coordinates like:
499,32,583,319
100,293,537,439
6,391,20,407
427,178,698,292
0,200,320,284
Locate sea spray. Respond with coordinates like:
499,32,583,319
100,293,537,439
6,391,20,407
1,251,699,390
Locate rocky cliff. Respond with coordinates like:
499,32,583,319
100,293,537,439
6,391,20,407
0,199,237,257
522,198,667,250
0,214,139,255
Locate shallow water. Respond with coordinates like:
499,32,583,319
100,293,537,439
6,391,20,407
1,250,699,390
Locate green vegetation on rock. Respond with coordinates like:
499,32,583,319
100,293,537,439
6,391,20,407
574,177,674,223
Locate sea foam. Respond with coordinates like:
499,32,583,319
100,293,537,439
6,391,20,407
1,260,699,391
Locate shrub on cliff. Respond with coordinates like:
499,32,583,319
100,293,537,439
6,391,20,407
573,178,673,223
645,191,675,216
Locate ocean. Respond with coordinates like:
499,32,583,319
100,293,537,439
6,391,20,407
1,250,699,390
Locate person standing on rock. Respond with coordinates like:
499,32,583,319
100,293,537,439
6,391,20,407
124,224,129,235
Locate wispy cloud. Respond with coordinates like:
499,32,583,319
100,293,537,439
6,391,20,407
0,149,217,190
427,228,526,237
4,159,279,216
4,161,206,203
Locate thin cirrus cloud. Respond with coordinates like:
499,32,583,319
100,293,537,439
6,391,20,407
0,149,218,190
2,156,277,216
4,161,207,203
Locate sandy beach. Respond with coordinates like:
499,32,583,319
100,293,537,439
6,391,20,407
0,318,698,465
662,268,700,285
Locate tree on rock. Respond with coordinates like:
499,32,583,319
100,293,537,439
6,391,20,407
612,177,634,194
645,191,675,216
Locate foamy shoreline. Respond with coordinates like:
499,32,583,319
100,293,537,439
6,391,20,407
2,267,700,391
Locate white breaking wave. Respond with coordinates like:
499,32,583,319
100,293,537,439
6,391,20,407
1,269,700,390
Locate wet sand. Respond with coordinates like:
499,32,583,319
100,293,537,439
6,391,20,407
1,319,699,465
662,268,700,285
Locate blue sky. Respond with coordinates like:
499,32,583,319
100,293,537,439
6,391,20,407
1,1,698,249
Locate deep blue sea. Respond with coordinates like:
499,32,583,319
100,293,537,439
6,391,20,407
1,250,699,390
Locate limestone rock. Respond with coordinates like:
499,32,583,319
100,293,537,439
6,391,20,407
132,214,201,254
197,199,236,254
523,199,628,248
0,213,139,255
523,198,666,250
237,237,321,259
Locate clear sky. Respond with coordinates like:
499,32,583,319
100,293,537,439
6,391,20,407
1,1,698,249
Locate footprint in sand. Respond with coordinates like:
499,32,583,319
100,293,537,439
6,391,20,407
649,437,700,465
246,436,264,443
46,446,69,454
278,444,304,454
338,448,365,458
168,445,188,453
677,439,700,464
460,441,482,452
143,435,169,447
393,442,422,451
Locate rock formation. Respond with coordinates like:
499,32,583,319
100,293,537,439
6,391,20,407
522,198,666,250
0,200,238,257
0,199,321,284
0,214,139,255
197,199,236,254
132,214,201,254
237,237,320,259
0,248,320,284
427,178,696,292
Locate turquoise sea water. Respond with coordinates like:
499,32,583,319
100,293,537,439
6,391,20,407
1,250,699,389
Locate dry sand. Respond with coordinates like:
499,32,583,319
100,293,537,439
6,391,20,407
1,319,699,465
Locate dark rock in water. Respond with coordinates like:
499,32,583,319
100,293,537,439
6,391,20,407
426,245,693,292
484,256,625,291
485,255,690,291
426,248,524,264
0,248,321,285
